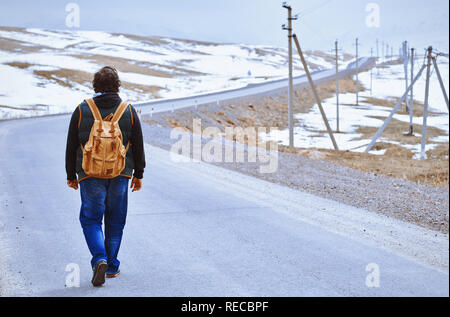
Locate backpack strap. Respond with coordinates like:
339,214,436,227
85,99,102,121
112,101,129,123
112,101,131,154
129,104,134,126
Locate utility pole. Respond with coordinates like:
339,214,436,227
282,2,296,148
402,41,410,113
376,39,379,75
420,46,433,160
355,38,359,106
335,40,340,132
432,55,450,110
408,47,415,135
370,47,373,96
365,45,446,154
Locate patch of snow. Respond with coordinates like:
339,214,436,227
1,27,328,118
260,59,449,160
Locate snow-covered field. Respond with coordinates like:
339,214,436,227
0,26,346,120
261,57,449,159
2,26,446,160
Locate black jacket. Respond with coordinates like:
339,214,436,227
65,92,145,180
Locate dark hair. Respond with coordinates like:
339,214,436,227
92,66,121,93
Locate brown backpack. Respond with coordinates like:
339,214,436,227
81,98,130,178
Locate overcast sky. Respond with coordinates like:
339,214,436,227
1,0,448,55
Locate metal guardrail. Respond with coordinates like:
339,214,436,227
135,57,376,115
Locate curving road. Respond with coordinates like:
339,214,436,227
0,58,448,296
135,57,375,114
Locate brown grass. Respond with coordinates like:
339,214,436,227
32,68,163,97
149,76,359,133
70,53,205,78
4,62,33,69
304,50,336,64
282,144,449,188
145,75,448,188
0,26,62,53
362,95,446,117
286,94,449,188
354,118,445,147
0,37,46,53
33,68,90,88
117,32,220,47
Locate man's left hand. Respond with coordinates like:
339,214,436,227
130,177,142,192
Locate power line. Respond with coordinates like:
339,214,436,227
296,0,335,19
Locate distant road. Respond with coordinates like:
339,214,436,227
135,57,375,114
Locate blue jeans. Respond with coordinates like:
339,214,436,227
79,176,129,273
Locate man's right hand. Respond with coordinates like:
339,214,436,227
67,179,79,190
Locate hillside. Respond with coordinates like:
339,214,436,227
0,26,351,119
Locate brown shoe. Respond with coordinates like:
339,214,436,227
106,270,120,278
91,260,108,287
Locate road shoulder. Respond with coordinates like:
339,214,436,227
143,133,449,273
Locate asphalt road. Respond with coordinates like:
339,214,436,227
0,114,448,296
135,57,375,114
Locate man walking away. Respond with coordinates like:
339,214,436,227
65,66,146,287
